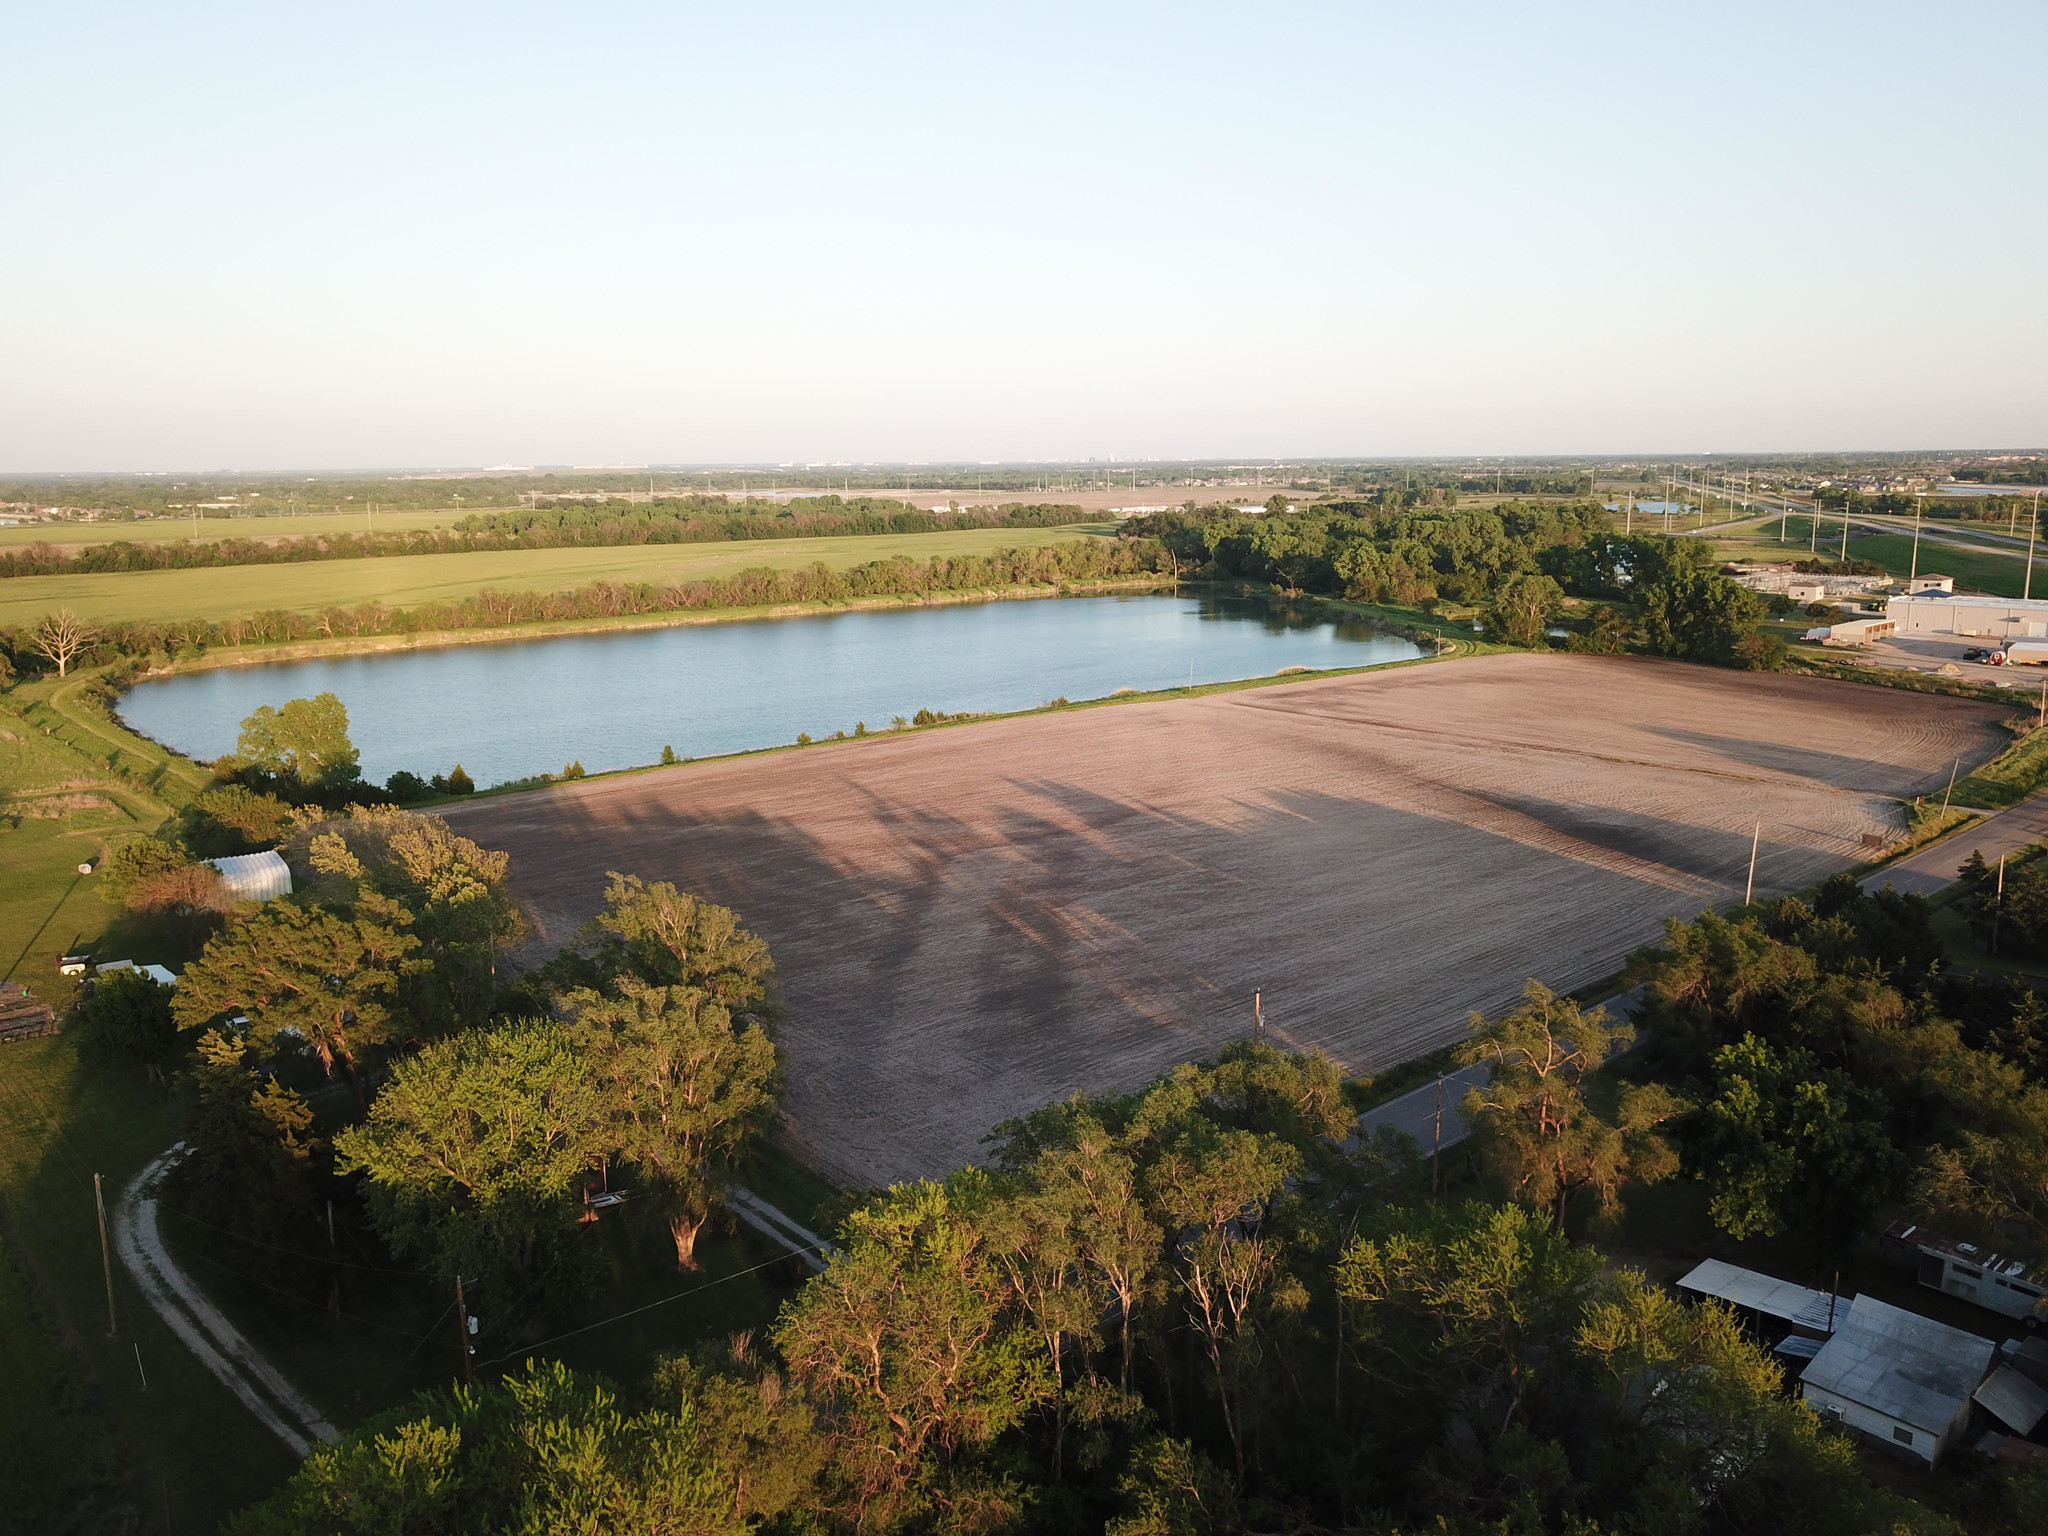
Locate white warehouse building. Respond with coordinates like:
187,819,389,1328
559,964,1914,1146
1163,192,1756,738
1885,593,2048,640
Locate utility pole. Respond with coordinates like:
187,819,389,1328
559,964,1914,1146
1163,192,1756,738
1910,499,1922,584
1995,854,2007,953
95,1174,118,1336
2028,498,2039,602
1941,756,1960,818
1839,496,1849,562
453,1275,474,1385
1252,990,1262,1047
1745,821,1761,906
1431,1076,1444,1198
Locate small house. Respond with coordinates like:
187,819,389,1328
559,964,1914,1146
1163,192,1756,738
1787,579,1830,603
206,849,293,902
1798,1294,1996,1467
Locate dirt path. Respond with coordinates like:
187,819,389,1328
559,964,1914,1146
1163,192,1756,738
114,1146,336,1457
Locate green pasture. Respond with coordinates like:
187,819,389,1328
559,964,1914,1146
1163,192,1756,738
1711,516,2041,598
0,507,478,549
0,677,273,1531
0,524,1117,628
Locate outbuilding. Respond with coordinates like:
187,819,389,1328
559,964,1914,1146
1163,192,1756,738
1798,1294,1996,1467
1801,617,1896,646
1675,1258,1843,1339
206,849,293,902
1909,574,1955,594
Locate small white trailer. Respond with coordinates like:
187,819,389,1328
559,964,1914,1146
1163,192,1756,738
1884,1221,2047,1323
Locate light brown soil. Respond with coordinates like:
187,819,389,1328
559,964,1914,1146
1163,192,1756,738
444,654,2009,1187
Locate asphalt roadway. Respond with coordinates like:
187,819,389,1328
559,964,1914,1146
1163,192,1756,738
1861,796,2048,898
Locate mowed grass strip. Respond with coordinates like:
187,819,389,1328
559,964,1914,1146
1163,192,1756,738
0,525,1118,626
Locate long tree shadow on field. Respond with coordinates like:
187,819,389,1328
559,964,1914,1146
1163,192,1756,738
465,769,1814,1186
1638,720,2005,796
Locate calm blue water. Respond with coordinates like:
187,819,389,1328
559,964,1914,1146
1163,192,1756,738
119,594,1420,788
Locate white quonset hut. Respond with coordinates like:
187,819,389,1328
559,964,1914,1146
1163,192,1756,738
1798,1294,1996,1467
206,850,293,902
1884,593,2048,640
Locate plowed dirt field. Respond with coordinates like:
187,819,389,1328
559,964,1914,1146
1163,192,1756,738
444,653,2008,1186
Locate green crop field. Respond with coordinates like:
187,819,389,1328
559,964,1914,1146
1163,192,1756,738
0,507,479,549
0,524,1118,627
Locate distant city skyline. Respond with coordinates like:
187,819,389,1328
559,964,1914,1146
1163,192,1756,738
3,2,2043,470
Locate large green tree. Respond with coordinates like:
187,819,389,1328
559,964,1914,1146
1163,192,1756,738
774,1175,1050,1532
226,1359,749,1536
172,902,417,1104
1459,981,1683,1230
567,977,779,1269
307,810,524,1035
1636,569,1771,667
234,692,361,790
335,1019,601,1299
581,872,777,1008
1689,1032,1908,1258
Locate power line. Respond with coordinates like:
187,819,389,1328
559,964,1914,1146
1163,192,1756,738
472,1254,793,1369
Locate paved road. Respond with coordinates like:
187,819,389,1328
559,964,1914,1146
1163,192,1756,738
1355,987,1645,1158
1862,798,2048,898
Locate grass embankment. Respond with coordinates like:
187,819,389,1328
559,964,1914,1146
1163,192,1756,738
0,674,281,1532
0,507,478,551
0,524,1117,627
0,667,841,1528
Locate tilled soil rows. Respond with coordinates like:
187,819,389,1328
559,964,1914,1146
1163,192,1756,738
445,653,2008,1186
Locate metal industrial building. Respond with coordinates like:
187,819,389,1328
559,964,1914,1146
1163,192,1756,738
1884,593,2048,640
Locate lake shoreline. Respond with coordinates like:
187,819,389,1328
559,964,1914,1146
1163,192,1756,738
116,589,1433,790
127,575,1173,677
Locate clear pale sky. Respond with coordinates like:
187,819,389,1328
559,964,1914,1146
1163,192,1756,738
3,3,2042,469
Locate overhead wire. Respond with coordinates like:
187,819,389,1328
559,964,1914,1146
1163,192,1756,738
472,1253,791,1369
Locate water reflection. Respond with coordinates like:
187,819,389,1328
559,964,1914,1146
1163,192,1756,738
121,594,1421,788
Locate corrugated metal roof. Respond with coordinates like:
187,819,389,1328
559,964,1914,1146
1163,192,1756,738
1975,1365,2048,1436
1676,1259,1841,1333
1800,1294,1996,1435
207,850,293,902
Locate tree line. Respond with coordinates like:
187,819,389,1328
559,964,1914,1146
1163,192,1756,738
1,540,1166,676
0,498,1092,580
1125,503,1789,668
223,988,2047,1535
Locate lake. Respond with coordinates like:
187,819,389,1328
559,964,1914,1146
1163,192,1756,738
119,594,1422,787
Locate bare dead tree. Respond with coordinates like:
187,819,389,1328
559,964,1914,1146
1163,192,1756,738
28,609,100,677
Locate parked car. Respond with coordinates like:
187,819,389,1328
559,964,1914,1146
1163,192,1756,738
1964,647,1991,662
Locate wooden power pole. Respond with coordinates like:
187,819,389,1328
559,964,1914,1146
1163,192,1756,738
94,1173,118,1337
453,1275,474,1385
